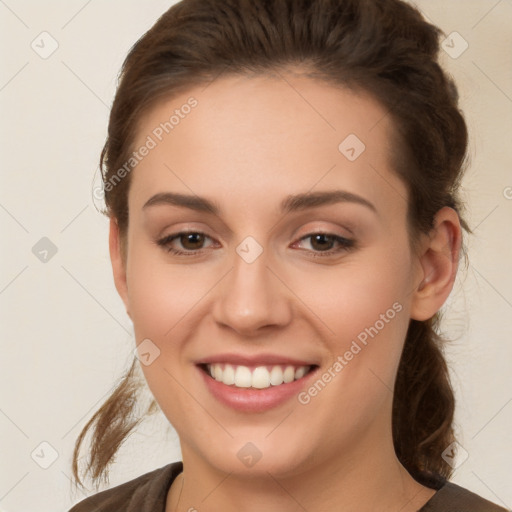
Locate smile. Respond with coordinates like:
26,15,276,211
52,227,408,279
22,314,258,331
203,363,315,389
196,354,320,412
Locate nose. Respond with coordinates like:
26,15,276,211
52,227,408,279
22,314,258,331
211,243,293,336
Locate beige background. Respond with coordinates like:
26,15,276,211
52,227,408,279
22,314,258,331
0,1,511,511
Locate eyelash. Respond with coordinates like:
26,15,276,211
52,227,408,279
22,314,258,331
156,231,355,258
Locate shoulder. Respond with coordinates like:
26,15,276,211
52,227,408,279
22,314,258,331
420,481,510,512
68,461,183,512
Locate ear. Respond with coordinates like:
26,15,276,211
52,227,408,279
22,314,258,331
109,217,130,317
410,207,462,321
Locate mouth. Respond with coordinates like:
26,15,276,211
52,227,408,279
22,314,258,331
198,363,318,390
195,353,321,412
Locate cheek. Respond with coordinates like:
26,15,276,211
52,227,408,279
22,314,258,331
125,240,208,341
299,242,412,334
123,229,415,450
299,242,413,398
124,244,209,425
126,229,414,349
288,249,413,444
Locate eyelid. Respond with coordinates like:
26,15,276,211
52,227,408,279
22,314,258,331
157,230,217,249
291,222,355,240
292,232,355,252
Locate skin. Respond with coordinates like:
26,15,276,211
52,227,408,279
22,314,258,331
109,71,461,512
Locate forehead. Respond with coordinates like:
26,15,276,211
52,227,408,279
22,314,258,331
129,73,407,221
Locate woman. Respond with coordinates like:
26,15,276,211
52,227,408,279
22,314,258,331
69,0,509,510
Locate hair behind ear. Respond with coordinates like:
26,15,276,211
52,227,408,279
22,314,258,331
392,316,455,484
71,358,157,490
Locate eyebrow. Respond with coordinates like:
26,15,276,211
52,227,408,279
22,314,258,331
142,190,377,215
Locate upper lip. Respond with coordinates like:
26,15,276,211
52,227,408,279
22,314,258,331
196,353,318,367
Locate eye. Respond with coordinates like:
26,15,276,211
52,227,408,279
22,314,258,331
156,231,355,258
292,232,355,257
156,231,215,256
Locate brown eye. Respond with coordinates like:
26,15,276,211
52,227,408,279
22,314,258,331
309,234,337,251
156,231,214,256
178,232,206,250
294,233,355,256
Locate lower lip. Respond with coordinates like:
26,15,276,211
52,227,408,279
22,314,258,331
197,365,318,413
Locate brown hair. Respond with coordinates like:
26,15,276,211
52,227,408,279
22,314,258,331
73,0,470,490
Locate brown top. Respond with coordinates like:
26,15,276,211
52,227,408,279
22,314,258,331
69,461,510,512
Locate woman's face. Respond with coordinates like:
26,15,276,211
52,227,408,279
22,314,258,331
113,73,427,478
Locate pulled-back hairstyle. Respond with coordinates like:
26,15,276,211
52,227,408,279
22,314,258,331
73,0,469,490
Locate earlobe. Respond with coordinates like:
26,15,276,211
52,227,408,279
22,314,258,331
108,217,130,317
410,207,462,321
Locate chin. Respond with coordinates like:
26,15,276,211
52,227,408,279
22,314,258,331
195,435,313,479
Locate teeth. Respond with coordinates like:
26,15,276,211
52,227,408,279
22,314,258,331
283,366,295,383
205,363,312,389
269,366,284,385
294,366,306,379
234,366,252,388
223,364,235,385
